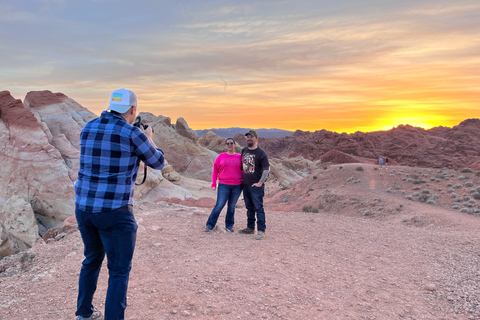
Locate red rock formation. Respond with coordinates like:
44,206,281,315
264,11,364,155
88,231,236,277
261,120,480,169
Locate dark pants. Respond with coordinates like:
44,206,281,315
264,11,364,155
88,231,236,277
242,184,266,232
75,205,137,320
206,183,242,229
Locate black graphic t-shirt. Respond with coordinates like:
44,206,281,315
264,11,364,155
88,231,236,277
241,147,269,186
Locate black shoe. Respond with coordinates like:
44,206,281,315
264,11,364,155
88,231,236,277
238,227,254,234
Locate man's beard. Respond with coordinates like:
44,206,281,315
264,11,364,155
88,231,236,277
247,141,254,147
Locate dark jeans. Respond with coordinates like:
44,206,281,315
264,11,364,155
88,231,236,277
242,184,266,232
206,183,242,229
75,205,137,320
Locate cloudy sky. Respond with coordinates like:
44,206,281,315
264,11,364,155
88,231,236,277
1,0,479,132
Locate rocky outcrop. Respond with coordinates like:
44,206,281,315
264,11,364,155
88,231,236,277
0,196,39,259
198,131,242,154
140,112,214,181
261,119,480,169
24,90,97,180
0,91,76,231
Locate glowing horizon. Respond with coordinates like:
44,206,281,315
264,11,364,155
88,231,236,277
1,1,479,134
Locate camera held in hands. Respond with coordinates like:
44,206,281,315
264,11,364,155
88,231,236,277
133,116,153,132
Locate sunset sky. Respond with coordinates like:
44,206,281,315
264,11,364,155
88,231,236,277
1,0,479,133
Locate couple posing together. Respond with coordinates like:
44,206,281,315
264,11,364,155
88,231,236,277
204,130,270,241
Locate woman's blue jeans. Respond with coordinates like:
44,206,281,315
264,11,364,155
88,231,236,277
75,205,137,320
206,183,242,229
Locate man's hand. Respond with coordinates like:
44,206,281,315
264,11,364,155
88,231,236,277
141,125,153,139
252,182,263,187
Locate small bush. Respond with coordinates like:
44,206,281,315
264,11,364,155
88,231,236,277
356,166,364,171
461,168,474,173
411,174,419,179
465,181,474,187
418,195,430,203
313,176,317,180
302,205,319,213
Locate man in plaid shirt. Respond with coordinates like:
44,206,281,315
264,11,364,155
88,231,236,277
75,89,165,320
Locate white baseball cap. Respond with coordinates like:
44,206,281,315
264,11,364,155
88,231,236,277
107,88,137,113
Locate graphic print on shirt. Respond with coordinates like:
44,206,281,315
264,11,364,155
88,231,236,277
243,153,255,174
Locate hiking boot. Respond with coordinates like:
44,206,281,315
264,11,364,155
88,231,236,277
204,227,213,232
238,227,254,234
77,309,103,320
223,227,234,233
255,231,265,240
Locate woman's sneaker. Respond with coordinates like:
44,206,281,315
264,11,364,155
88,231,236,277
223,227,234,233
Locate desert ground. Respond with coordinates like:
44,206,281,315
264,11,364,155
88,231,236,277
1,163,480,320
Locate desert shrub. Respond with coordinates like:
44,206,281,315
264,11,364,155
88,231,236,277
407,178,413,182
302,205,318,213
446,183,452,187
466,203,474,208
394,185,401,190
422,189,430,194
450,192,457,198
402,178,407,181
405,195,413,200
454,184,463,189
452,204,461,210
458,175,467,180
469,189,476,194
426,199,436,205
460,208,470,214
364,210,372,216
448,188,454,192
465,181,474,187
418,195,430,203
455,197,462,202
412,192,420,197
476,171,480,177
461,168,474,173
463,196,471,201
354,179,361,183
356,166,364,171
473,193,480,200
430,178,436,181
412,186,420,190
411,174,419,179
469,199,476,204
313,176,317,180
412,180,422,185
347,177,354,182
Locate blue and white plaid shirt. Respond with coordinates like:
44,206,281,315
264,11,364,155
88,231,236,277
75,111,165,212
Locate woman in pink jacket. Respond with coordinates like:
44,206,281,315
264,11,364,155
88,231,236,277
205,138,242,232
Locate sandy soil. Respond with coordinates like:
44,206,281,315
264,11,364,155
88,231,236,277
1,164,480,320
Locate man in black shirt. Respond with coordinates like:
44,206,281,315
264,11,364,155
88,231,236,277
238,130,270,240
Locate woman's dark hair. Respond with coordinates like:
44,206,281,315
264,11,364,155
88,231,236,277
225,137,235,143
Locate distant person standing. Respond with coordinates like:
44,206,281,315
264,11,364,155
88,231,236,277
385,158,389,170
75,89,165,320
379,157,384,170
238,130,270,240
204,138,243,233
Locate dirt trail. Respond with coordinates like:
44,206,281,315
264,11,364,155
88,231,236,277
1,165,480,319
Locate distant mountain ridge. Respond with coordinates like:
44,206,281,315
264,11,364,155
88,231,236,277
195,127,294,138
